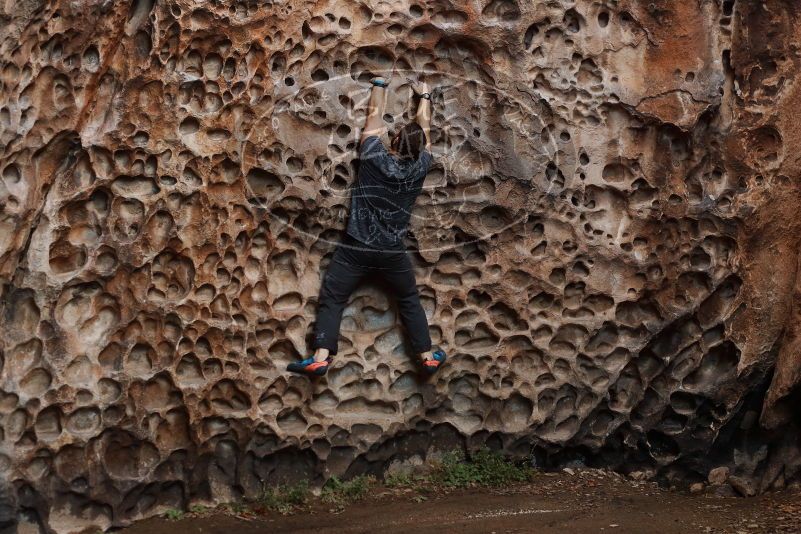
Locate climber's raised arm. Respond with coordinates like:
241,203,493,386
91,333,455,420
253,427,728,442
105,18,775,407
360,77,389,143
410,79,432,151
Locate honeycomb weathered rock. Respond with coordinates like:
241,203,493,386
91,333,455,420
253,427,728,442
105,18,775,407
1,0,801,531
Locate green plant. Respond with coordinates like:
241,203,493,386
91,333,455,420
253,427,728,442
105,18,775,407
385,470,430,490
220,501,248,514
164,508,184,521
260,481,311,514
432,448,535,488
385,471,414,488
196,450,536,521
321,475,375,511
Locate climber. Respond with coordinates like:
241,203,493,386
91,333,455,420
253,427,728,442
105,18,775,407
287,75,447,377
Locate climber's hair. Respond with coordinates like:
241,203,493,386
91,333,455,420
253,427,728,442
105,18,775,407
391,122,427,160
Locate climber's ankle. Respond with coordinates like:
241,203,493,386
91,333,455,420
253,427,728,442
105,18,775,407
419,350,433,361
313,348,330,362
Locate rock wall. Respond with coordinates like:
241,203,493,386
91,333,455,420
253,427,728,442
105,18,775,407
1,0,801,531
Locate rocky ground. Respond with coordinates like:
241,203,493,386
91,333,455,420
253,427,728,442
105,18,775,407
124,469,801,534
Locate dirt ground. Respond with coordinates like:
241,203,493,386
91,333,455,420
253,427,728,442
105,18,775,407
124,469,801,534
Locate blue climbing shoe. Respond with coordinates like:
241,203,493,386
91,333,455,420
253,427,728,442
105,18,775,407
287,356,332,376
422,349,447,374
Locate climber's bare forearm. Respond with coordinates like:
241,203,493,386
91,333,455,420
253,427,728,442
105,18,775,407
415,97,431,150
361,85,387,143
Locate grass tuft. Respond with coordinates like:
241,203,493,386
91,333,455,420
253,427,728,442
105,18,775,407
322,475,376,511
260,481,311,514
164,508,184,521
431,448,535,488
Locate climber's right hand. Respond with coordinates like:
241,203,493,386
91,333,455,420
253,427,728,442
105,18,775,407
407,76,430,95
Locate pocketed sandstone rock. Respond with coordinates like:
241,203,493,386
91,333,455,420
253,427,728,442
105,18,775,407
1,0,801,531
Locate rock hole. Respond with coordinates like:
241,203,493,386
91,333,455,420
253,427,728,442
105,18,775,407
523,23,539,49
246,168,284,204
179,117,199,135
126,0,156,34
82,46,100,72
2,164,21,183
311,69,329,82
563,8,582,32
683,341,740,392
203,54,223,78
482,0,520,21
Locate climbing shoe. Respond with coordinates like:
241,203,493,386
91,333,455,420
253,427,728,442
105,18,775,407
287,356,332,376
422,349,447,374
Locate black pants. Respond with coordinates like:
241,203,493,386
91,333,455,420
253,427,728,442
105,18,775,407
311,234,432,355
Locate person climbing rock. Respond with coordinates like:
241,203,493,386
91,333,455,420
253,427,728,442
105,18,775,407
287,75,447,377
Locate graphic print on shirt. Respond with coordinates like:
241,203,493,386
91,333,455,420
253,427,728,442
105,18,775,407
346,135,433,250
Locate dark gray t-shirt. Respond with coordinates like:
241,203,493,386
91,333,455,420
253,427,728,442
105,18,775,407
346,135,433,250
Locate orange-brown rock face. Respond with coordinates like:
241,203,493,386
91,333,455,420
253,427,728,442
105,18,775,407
1,0,800,531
